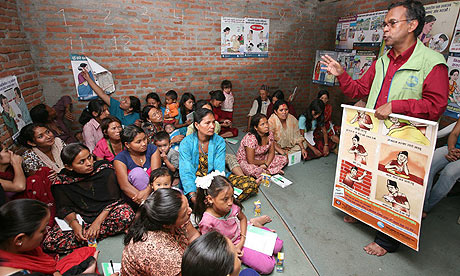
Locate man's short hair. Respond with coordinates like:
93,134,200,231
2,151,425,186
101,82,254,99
153,131,170,143
388,0,425,37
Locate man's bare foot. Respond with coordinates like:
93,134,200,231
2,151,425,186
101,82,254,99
82,250,99,274
250,215,272,227
422,212,427,219
363,242,387,256
343,215,357,223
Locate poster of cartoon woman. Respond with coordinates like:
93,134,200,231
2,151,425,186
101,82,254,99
445,56,460,118
338,160,372,196
349,110,374,130
421,2,460,54
378,144,428,185
384,117,430,146
348,134,368,165
220,17,245,58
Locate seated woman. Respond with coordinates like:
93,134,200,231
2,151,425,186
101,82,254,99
121,188,200,276
237,113,287,178
0,146,26,200
141,105,164,143
299,99,334,160
93,116,123,162
182,231,260,276
246,85,270,132
18,123,66,176
317,90,340,145
175,93,195,136
30,102,77,144
145,92,165,114
179,108,259,204
268,100,308,159
186,100,221,136
0,199,101,275
266,90,296,118
43,143,134,254
81,69,140,127
114,125,161,206
209,90,238,138
79,99,110,152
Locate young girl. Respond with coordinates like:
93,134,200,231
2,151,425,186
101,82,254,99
79,99,110,152
149,167,172,191
175,92,195,136
194,173,283,275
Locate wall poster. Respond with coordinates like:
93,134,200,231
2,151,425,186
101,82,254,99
353,10,386,47
332,105,438,251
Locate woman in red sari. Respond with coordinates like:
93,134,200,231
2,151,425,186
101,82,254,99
0,199,101,276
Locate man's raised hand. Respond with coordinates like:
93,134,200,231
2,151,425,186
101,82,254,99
320,55,345,76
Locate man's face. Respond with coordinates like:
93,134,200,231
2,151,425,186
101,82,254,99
383,6,416,47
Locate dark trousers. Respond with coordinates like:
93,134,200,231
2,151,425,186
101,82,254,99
374,231,400,252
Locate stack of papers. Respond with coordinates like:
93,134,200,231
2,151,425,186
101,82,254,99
55,214,84,231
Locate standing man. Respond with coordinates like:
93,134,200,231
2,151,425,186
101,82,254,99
321,0,448,256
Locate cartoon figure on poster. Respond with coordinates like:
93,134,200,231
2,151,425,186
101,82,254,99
342,166,367,189
244,18,269,57
449,68,460,103
350,110,373,130
77,63,95,100
13,87,32,125
383,179,411,216
348,134,368,165
385,151,410,177
384,117,429,146
220,17,245,57
418,15,436,45
0,94,18,136
429,33,449,52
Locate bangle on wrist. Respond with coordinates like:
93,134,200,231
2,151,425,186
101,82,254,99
241,233,246,238
67,218,78,226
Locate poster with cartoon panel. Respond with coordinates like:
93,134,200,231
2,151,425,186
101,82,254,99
313,50,337,86
221,17,245,58
353,10,386,47
0,76,33,140
244,18,269,58
444,55,460,118
335,15,357,50
350,51,376,80
333,105,438,251
419,1,460,55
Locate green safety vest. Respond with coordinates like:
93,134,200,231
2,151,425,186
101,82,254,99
366,39,447,109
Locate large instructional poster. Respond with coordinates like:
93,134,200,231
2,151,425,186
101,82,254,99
445,55,460,118
221,17,269,58
332,105,438,251
353,11,386,47
0,76,32,140
335,16,357,50
419,1,460,55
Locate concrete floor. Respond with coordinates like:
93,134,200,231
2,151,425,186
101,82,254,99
97,133,460,275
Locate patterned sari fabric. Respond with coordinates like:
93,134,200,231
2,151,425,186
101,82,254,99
268,113,305,154
196,153,259,202
121,226,188,276
43,161,134,253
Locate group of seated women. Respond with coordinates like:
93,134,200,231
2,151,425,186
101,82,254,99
0,77,342,275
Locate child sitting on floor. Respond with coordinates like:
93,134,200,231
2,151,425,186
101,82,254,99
164,123,180,151
149,167,173,191
164,90,179,125
194,172,283,275
153,131,180,187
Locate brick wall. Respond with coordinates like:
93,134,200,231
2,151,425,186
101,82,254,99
339,160,372,196
0,0,43,145
14,0,322,127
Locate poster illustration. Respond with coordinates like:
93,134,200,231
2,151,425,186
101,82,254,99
332,105,438,251
244,18,269,58
449,9,460,52
313,50,337,86
445,55,460,118
351,51,376,80
221,17,245,58
335,51,356,85
419,1,460,55
70,54,115,101
0,76,32,140
221,17,269,58
335,15,357,50
353,10,386,47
